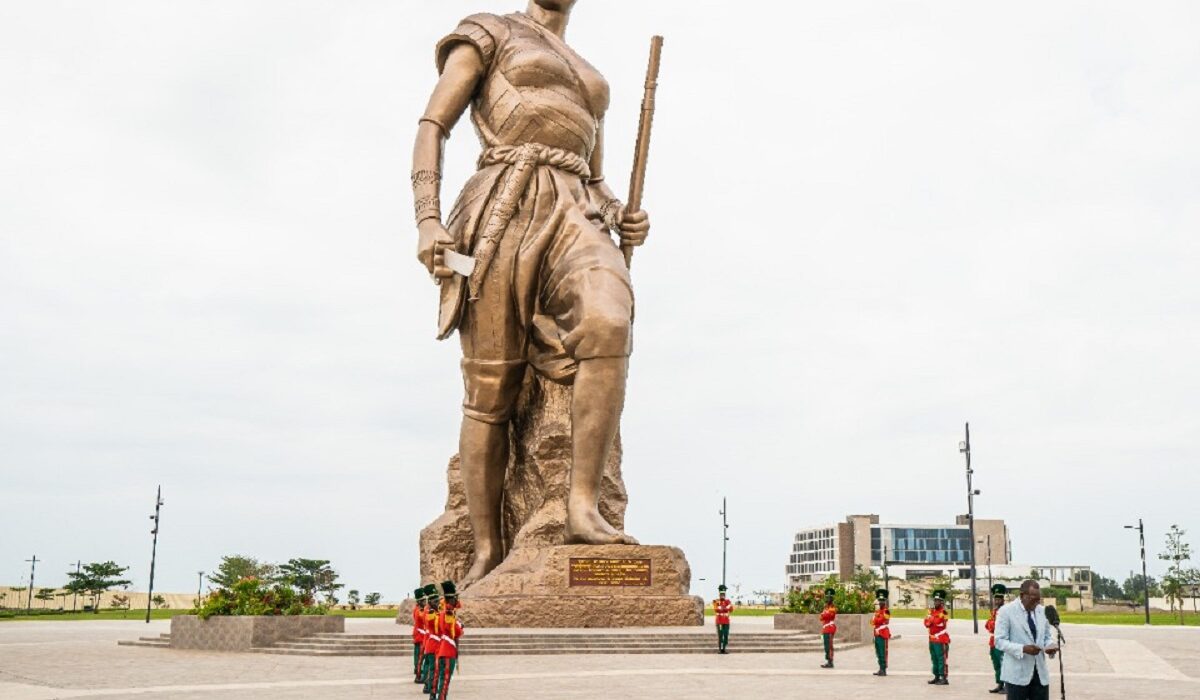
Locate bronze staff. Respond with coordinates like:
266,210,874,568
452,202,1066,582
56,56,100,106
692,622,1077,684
623,35,663,269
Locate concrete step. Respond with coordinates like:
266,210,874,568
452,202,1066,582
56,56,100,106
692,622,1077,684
117,640,170,649
250,645,836,657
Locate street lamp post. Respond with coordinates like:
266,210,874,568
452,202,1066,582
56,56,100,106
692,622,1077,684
882,542,890,598
196,571,205,609
978,535,993,594
71,560,81,613
145,485,164,624
960,422,980,634
719,498,730,588
1123,519,1151,625
24,555,39,613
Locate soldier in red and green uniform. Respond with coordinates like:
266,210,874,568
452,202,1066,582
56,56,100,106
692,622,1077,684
871,589,891,676
420,583,441,694
986,583,1007,694
819,588,837,669
713,584,733,654
924,588,951,686
412,587,427,683
432,580,463,700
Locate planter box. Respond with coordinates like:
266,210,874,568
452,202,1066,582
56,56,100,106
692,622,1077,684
170,615,344,651
773,613,872,643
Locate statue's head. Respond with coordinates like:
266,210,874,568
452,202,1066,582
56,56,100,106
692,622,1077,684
533,0,578,11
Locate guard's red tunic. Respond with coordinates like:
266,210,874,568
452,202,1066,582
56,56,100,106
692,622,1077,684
820,604,838,635
986,608,998,648
872,609,892,639
437,606,464,659
713,598,733,625
412,605,426,644
422,603,442,655
924,607,950,644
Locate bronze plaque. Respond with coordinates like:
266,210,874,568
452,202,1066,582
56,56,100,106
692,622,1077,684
568,557,652,587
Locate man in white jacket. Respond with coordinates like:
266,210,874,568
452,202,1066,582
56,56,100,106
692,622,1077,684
993,579,1059,699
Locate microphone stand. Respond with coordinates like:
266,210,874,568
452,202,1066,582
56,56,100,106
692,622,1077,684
1051,623,1066,700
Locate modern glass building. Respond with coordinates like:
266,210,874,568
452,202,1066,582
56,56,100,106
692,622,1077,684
786,514,1011,588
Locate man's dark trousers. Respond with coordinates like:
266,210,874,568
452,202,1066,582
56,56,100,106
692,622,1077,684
1005,668,1049,700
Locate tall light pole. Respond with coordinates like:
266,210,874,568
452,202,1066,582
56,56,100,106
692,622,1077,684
24,555,39,613
979,535,993,594
145,485,163,624
70,560,81,612
882,542,890,598
1124,519,1151,625
719,497,730,588
196,571,205,609
960,422,980,633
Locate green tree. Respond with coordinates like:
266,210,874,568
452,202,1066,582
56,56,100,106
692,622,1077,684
1122,574,1161,603
152,594,168,609
208,555,278,589
364,592,382,606
35,588,56,608
11,586,28,610
0,591,8,609
278,559,341,604
1159,524,1194,623
850,565,879,595
347,590,360,610
63,562,132,613
1090,572,1123,600
899,589,914,608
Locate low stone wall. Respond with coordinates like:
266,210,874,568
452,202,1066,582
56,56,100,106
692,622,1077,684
170,615,344,651
773,613,872,643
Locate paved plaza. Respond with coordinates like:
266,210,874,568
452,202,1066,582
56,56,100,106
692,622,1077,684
2,617,1198,699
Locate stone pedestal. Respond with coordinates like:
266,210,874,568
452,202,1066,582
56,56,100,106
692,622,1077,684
459,544,704,628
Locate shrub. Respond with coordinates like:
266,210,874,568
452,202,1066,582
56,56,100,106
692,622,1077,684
783,576,876,614
194,577,327,620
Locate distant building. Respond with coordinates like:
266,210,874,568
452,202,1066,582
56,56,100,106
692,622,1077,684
785,513,1093,606
786,513,1011,588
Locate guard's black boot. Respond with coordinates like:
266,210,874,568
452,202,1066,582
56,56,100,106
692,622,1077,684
820,661,833,669
934,677,949,685
873,668,886,676
989,683,1006,693
928,677,940,684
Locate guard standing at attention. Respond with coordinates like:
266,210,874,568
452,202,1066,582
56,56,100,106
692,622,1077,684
872,589,892,676
819,588,837,669
433,581,463,700
412,587,428,683
924,589,951,686
713,584,734,654
421,583,442,694
986,583,1007,694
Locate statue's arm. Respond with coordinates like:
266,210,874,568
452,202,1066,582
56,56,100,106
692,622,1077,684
587,120,650,248
412,44,485,278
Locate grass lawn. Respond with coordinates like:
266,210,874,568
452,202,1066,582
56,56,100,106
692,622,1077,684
0,608,401,622
0,609,188,622
703,607,782,617
890,608,1200,626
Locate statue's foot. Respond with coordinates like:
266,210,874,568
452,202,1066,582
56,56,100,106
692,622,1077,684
565,505,639,545
460,548,503,590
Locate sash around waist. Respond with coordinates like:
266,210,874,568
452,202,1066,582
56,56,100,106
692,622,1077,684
477,143,591,179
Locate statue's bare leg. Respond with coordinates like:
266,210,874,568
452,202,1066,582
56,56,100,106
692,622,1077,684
565,356,638,545
459,416,508,587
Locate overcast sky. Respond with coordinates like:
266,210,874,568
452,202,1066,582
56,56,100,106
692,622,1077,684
2,1,1198,600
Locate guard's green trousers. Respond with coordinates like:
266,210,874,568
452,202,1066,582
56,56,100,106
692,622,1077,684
990,647,1003,683
433,657,457,700
822,633,834,662
413,644,422,677
929,642,949,678
717,623,729,651
421,651,438,693
873,636,888,670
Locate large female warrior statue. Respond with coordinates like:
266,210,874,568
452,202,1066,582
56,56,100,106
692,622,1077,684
411,0,650,588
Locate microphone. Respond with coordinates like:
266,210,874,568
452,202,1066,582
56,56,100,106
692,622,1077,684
1045,605,1065,641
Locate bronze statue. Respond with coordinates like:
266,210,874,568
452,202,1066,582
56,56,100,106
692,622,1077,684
411,0,652,589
